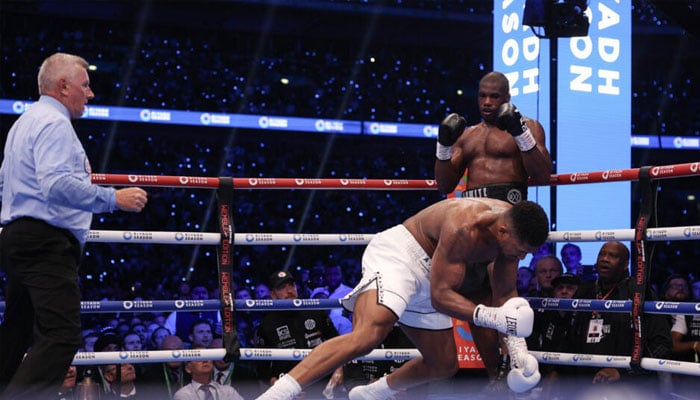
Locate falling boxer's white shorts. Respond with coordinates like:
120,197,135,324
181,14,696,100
341,224,453,330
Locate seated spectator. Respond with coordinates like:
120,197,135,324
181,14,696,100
130,322,149,349
310,287,330,300
81,331,100,353
56,365,77,400
527,273,580,399
665,274,699,397
149,326,172,351
94,329,122,353
253,283,271,300
255,270,342,398
189,319,214,349
324,264,354,334
516,266,534,297
663,274,691,302
560,243,597,281
309,286,352,335
122,332,143,351
234,287,259,348
210,337,258,398
173,351,244,400
164,284,220,344
528,243,553,270
99,363,139,399
692,280,700,301
567,241,672,398
140,335,189,398
341,325,423,398
528,255,563,298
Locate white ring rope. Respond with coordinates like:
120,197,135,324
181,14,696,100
70,348,700,377
0,226,696,246
71,348,422,366
530,351,700,377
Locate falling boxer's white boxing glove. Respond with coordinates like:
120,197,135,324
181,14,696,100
473,297,534,338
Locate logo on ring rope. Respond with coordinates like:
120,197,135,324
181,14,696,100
691,162,699,173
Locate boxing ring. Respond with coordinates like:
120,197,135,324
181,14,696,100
0,162,698,390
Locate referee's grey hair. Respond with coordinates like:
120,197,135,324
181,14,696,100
37,52,89,94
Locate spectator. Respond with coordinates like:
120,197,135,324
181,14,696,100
309,285,352,337
99,363,137,399
234,287,259,349
163,285,220,344
528,244,553,271
527,273,580,399
665,274,699,397
210,337,257,399
310,287,330,300
56,365,77,400
560,243,597,281
528,256,563,298
324,264,354,334
189,319,214,349
516,267,534,297
122,332,143,351
94,330,122,353
141,335,189,398
173,351,244,400
568,241,672,398
692,280,700,301
149,326,172,351
560,243,584,275
341,325,420,397
253,283,271,300
663,274,691,302
255,270,342,398
130,323,149,349
307,266,326,290
81,331,101,353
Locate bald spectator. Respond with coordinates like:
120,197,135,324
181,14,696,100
141,335,189,398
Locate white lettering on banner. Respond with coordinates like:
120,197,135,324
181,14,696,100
499,2,541,98
568,2,621,95
570,66,593,92
598,69,620,95
522,67,539,94
598,2,620,30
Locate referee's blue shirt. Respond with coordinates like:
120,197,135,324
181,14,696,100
0,95,116,245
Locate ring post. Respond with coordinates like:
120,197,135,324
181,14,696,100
630,166,657,371
217,176,240,361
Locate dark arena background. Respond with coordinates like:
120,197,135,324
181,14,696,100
0,1,699,399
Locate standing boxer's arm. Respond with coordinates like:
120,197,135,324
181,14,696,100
434,113,468,194
495,104,551,185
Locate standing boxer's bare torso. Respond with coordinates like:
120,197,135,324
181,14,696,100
455,121,531,188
